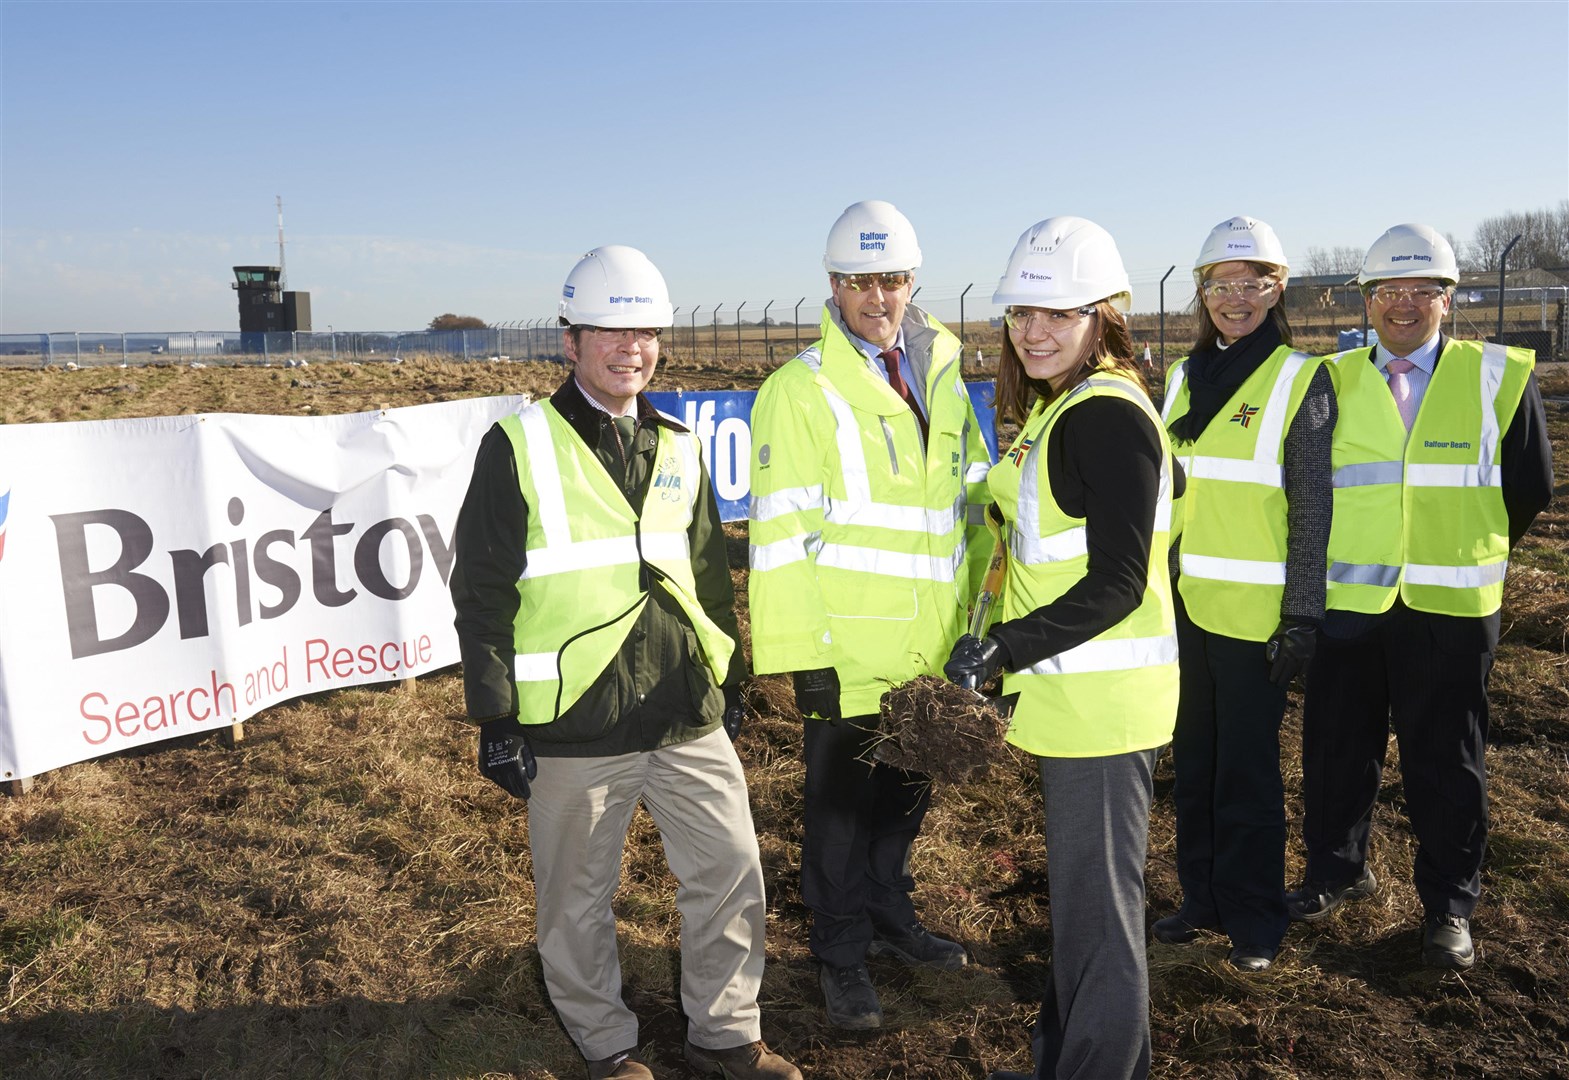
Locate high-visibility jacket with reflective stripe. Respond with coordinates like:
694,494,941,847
748,305,993,717
1162,345,1321,642
1322,349,1407,613
500,402,735,723
1333,340,1533,617
993,373,1178,757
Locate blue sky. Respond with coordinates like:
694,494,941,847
2,0,1565,333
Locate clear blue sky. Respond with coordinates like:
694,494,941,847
2,0,1565,333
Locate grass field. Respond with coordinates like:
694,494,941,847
1,356,1567,1079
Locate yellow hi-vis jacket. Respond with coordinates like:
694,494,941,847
1328,339,1534,618
499,402,735,722
1162,345,1322,642
747,304,994,717
993,373,1178,758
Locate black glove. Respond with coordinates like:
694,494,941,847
944,633,1009,691
722,683,746,741
478,716,537,800
792,667,841,724
1265,619,1318,688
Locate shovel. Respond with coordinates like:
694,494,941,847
953,533,1008,692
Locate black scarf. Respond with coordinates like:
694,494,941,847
1169,319,1283,444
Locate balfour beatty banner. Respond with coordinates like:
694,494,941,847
0,397,526,782
0,383,996,782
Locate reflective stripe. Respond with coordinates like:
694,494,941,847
521,529,688,580
750,484,823,521
750,532,821,571
827,496,963,533
1161,363,1187,423
1011,524,1088,565
1186,454,1284,487
1404,561,1507,589
1249,351,1311,462
824,392,872,504
520,406,572,547
1406,463,1501,488
515,651,560,682
1022,633,1178,676
1181,551,1286,585
817,542,960,582
1329,561,1402,586
965,461,992,483
1477,342,1506,474
1334,460,1404,488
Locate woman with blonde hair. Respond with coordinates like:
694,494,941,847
945,216,1178,1080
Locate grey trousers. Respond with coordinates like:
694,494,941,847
1026,749,1157,1080
526,729,767,1060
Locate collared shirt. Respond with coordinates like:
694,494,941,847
841,320,927,413
573,376,637,419
1372,330,1441,416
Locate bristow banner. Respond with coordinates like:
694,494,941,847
0,384,996,782
0,397,526,782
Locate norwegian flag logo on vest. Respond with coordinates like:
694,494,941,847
1229,403,1259,428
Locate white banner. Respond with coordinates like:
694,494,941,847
0,395,527,782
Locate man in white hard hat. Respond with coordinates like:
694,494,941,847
748,201,994,1028
1288,224,1553,969
451,246,800,1080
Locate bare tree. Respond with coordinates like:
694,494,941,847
428,313,488,330
1330,246,1365,275
1468,202,1569,270
1302,246,1336,279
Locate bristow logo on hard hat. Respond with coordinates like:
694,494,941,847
608,295,653,304
859,231,888,252
1022,271,1054,281
1226,241,1257,252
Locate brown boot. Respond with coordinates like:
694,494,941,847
684,1039,802,1080
586,1049,656,1080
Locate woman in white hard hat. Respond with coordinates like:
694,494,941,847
1153,216,1336,972
944,216,1178,1080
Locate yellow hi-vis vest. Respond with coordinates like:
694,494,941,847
1323,349,1407,614
499,402,735,723
748,305,993,717
1162,345,1321,642
993,373,1178,758
1332,339,1533,618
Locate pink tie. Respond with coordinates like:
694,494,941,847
1386,358,1417,432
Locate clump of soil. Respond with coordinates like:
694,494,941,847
872,674,1007,783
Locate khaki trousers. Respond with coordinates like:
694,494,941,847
527,728,767,1060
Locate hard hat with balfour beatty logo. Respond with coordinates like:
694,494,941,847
823,200,923,274
1358,223,1459,287
559,245,675,328
992,216,1132,312
1193,215,1290,287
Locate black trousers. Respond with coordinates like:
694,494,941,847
1301,603,1495,918
1170,598,1289,951
801,714,932,968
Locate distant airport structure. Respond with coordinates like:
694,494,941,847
232,265,311,350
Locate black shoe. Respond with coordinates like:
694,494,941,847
1227,944,1277,973
869,922,969,970
1421,913,1475,970
819,962,883,1029
1152,910,1219,945
1286,868,1377,922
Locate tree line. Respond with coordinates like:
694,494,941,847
1301,201,1568,279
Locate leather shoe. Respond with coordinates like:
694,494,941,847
819,962,883,1029
1421,912,1475,970
1228,945,1277,973
869,922,969,970
1152,910,1219,945
685,1039,802,1080
586,1049,655,1080
1286,868,1377,922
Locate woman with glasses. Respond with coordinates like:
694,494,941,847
944,217,1177,1080
1153,216,1336,972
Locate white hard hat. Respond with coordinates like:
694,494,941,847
1193,215,1290,287
1358,223,1459,286
992,216,1131,312
823,200,923,274
558,245,674,327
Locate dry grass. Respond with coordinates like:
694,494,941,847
2,360,1568,1079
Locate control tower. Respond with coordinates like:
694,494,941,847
233,265,311,350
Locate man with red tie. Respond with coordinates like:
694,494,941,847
747,200,994,1028
1290,224,1553,968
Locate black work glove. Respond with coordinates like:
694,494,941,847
1265,619,1318,688
944,633,1009,691
792,667,841,724
722,683,746,741
478,716,537,800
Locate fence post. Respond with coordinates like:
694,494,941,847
795,297,805,353
959,283,972,350
736,301,746,359
671,307,681,355
712,304,723,359
1158,266,1175,366
291,331,298,361
120,332,128,366
75,331,81,367
691,307,698,354
1498,234,1522,341
763,300,774,359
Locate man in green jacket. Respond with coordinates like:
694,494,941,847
452,246,799,1080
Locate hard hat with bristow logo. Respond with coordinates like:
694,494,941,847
823,200,923,274
1193,215,1290,288
992,216,1132,313
1358,223,1459,287
559,245,675,328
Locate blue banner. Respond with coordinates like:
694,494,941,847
646,382,997,523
